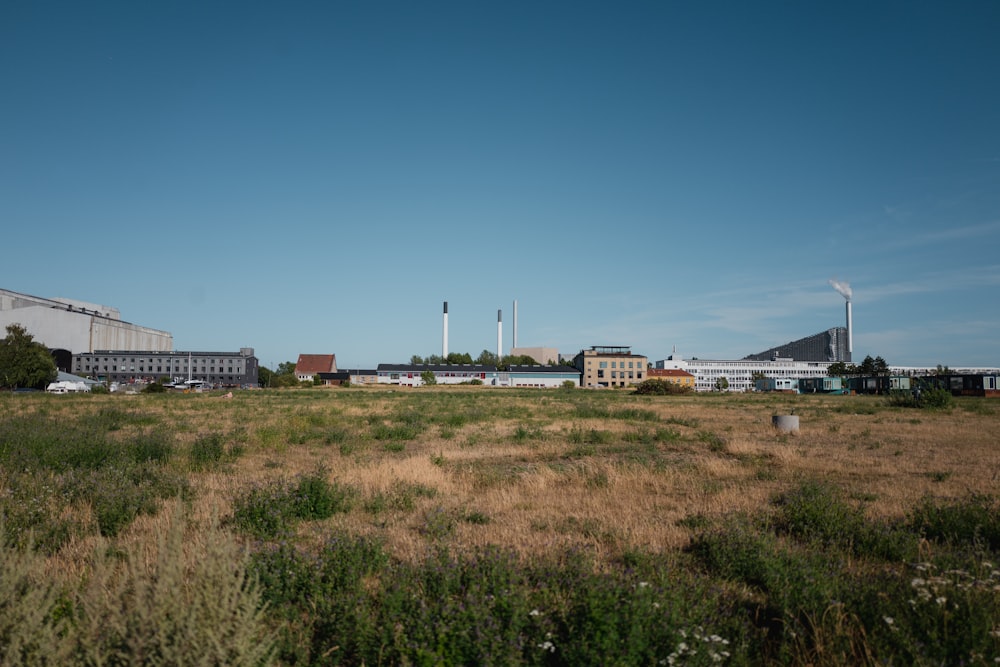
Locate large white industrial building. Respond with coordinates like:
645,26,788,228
655,350,832,392
1,288,173,369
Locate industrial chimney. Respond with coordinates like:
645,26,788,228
846,300,853,355
828,280,853,359
497,309,502,362
442,301,448,359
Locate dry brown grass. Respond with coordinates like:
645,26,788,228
13,386,1000,569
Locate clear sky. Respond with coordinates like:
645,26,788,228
3,2,999,369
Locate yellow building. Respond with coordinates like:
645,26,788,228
573,346,648,388
646,368,696,389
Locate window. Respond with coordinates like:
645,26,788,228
599,361,607,368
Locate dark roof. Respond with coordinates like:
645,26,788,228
377,363,497,373
343,369,378,375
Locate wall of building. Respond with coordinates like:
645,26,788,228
744,327,850,363
574,348,648,388
1,289,172,354
656,356,831,392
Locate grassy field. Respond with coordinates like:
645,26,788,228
2,386,998,665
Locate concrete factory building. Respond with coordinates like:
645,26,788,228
73,349,259,388
1,288,172,370
744,327,851,363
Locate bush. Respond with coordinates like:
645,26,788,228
906,493,1000,550
231,471,357,539
887,387,953,410
0,510,274,665
633,379,691,395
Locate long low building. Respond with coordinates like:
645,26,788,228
376,363,581,387
73,348,259,388
656,352,831,392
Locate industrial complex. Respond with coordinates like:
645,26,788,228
3,286,997,393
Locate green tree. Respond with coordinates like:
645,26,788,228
276,361,297,377
258,366,273,387
410,354,424,365
873,356,889,376
420,370,437,385
475,350,499,367
714,376,729,391
446,352,473,365
827,362,847,377
0,324,57,390
858,355,876,376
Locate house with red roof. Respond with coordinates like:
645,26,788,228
295,354,337,383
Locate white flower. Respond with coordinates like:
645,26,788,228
936,596,947,605
529,609,541,617
883,616,894,626
537,640,556,653
639,581,650,588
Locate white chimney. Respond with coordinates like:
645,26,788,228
846,300,853,355
497,309,502,361
442,301,448,359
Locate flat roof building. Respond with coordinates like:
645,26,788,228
573,346,648,388
73,348,258,388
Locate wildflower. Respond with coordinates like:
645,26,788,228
935,596,947,606
529,609,541,617
639,581,650,588
538,640,556,653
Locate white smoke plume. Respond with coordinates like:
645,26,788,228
828,279,852,301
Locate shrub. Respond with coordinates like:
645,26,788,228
0,528,72,664
71,510,275,665
906,493,1000,550
633,379,691,395
190,432,226,469
231,471,357,539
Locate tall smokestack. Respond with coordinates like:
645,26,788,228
442,301,448,359
497,309,502,361
846,301,853,355
513,299,518,351
828,280,853,358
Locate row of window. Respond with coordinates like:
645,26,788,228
80,357,243,365
597,370,643,380
596,360,641,369
79,364,240,374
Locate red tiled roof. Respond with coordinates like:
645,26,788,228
648,368,694,378
295,354,337,374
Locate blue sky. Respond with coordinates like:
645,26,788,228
3,1,998,369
